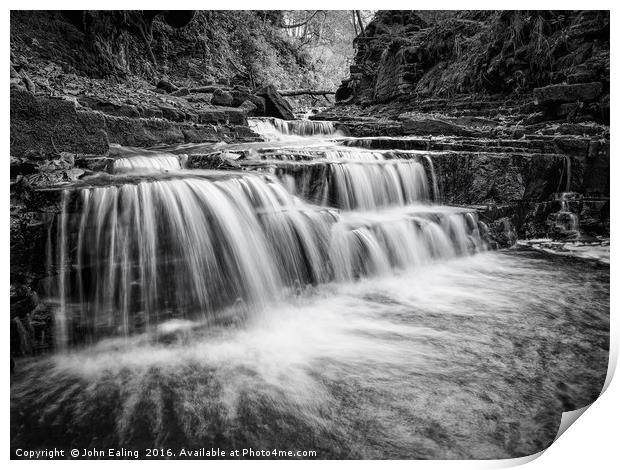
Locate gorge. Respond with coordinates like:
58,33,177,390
10,10,610,460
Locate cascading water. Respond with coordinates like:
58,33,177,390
112,154,182,173
49,173,342,345
548,191,581,235
14,117,608,460
292,159,432,210
46,123,484,346
249,117,339,139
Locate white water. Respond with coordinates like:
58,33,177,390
249,117,340,140
47,119,487,346
15,250,609,458
51,171,482,344
113,154,182,172
16,117,607,459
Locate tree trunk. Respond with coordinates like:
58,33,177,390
351,10,358,36
355,10,365,37
278,89,335,97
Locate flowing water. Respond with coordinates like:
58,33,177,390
11,118,609,459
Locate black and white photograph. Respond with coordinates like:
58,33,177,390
8,4,613,462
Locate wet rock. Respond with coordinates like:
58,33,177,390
77,95,141,118
180,126,221,144
10,89,109,157
104,115,185,147
187,152,243,170
231,90,265,114
156,79,178,93
36,152,75,172
238,100,257,115
158,104,185,122
74,155,114,172
488,217,518,247
212,89,233,107
10,284,38,318
426,152,585,206
21,168,85,186
533,82,603,106
255,85,295,120
399,115,478,137
21,75,36,94
189,85,224,94
171,87,190,97
10,156,38,179
600,94,610,124
186,93,213,104
196,106,247,125
137,105,164,119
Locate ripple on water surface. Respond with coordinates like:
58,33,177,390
10,250,609,459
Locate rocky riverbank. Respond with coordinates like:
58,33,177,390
316,10,609,243
10,11,309,356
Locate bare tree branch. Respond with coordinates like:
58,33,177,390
281,10,320,29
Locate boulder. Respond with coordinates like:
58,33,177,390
211,89,234,107
186,93,213,104
255,85,294,120
171,87,190,97
156,79,178,93
238,100,257,115
19,72,36,94
533,82,603,105
488,217,518,248
231,90,265,114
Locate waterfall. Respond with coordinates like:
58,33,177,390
329,208,484,282
46,121,488,347
424,155,441,202
550,192,581,234
565,156,572,192
272,159,432,210
48,174,341,346
249,117,339,139
55,190,69,351
113,155,183,173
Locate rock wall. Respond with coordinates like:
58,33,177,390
9,10,305,356
337,10,609,124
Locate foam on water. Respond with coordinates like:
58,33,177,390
12,250,609,458
13,114,608,459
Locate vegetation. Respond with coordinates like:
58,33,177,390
414,11,610,96
155,10,376,91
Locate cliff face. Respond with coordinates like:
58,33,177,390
337,10,609,123
316,10,610,258
10,10,319,88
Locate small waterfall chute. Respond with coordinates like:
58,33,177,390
249,117,340,140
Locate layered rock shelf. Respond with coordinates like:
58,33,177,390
10,10,610,360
